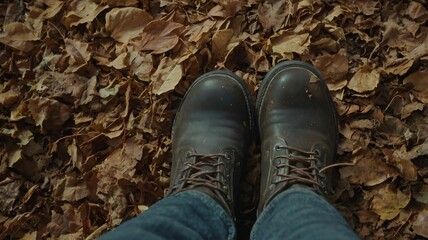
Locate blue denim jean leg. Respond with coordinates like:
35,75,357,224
101,188,359,240
251,188,360,240
101,190,235,240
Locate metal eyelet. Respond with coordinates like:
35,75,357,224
314,149,321,157
274,145,281,151
274,158,281,166
225,153,231,160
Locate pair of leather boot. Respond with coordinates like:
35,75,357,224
167,61,339,216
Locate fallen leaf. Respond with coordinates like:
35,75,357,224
217,0,243,16
270,31,311,55
105,7,152,43
62,0,108,28
28,97,72,130
101,0,138,6
0,179,22,212
382,147,418,182
413,184,428,204
368,183,411,220
0,23,38,52
46,204,83,237
313,49,349,82
134,20,184,54
403,71,428,104
401,101,424,119
0,89,20,107
99,84,120,99
347,64,380,93
64,39,91,73
412,210,428,238
151,58,183,95
212,29,235,60
339,151,399,186
257,0,287,31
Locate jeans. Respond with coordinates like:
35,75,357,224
101,188,360,240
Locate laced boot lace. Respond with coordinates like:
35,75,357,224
273,145,353,192
173,153,230,195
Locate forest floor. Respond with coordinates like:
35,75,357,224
0,0,427,239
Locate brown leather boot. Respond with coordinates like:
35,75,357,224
167,70,254,216
256,61,339,215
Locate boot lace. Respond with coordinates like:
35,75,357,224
273,146,353,190
174,153,229,195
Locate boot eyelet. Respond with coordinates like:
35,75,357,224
274,145,281,151
225,153,231,160
274,158,281,167
314,150,321,157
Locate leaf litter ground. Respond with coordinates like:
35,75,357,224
0,0,427,239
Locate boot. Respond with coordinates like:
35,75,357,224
167,70,254,216
256,61,339,214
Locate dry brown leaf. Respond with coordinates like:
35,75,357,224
216,0,244,16
313,49,349,82
130,53,153,82
403,71,428,104
355,0,379,15
401,101,424,119
28,97,71,130
350,119,374,129
63,0,108,28
257,0,287,31
105,7,152,43
339,152,399,186
35,72,96,105
151,58,183,95
347,64,380,93
405,1,427,20
270,31,311,55
53,173,88,202
212,29,235,60
0,179,22,212
0,23,38,52
101,0,138,6
64,39,91,73
46,204,83,237
185,19,217,43
382,147,418,182
0,89,20,108
135,20,184,54
368,183,411,220
41,0,64,19
413,210,428,238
